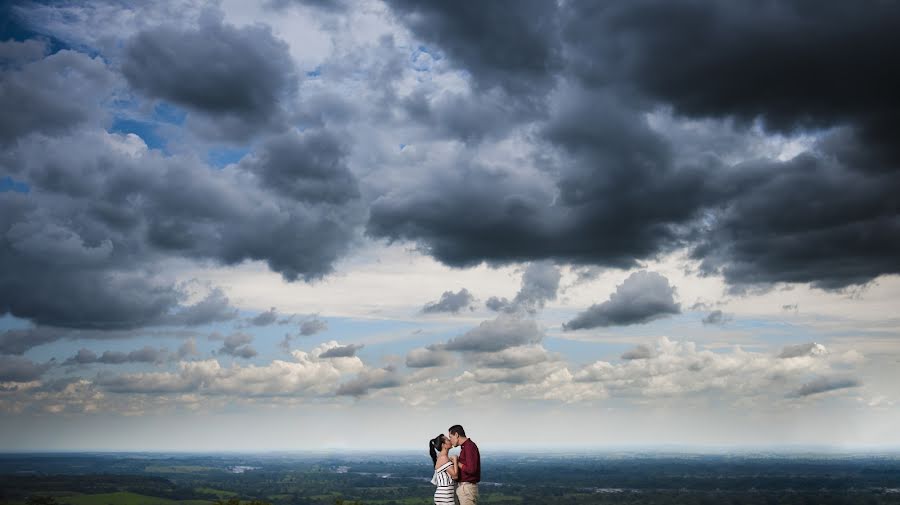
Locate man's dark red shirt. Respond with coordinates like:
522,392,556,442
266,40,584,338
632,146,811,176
458,438,480,483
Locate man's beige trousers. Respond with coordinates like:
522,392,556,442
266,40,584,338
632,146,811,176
456,482,478,505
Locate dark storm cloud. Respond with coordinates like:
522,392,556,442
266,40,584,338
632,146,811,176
0,41,114,144
691,140,900,291
444,314,543,353
0,327,66,355
237,130,359,204
368,86,716,271
564,271,680,330
0,325,199,356
264,0,347,11
374,0,900,291
0,356,52,382
319,343,363,358
401,87,539,143
0,39,45,65
422,288,474,314
122,13,297,141
385,0,562,94
0,123,362,332
561,0,900,164
788,376,861,398
367,160,559,267
335,366,403,397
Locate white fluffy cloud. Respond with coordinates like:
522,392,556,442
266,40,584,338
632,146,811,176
574,337,864,401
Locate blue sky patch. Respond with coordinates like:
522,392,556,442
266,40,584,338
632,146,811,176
109,117,167,151
0,176,30,193
207,146,251,168
153,102,188,125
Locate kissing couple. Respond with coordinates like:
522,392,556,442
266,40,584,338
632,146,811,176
429,424,480,505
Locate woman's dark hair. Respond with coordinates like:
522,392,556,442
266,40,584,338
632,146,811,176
429,434,445,464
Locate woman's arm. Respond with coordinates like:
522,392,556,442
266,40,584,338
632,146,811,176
447,455,459,479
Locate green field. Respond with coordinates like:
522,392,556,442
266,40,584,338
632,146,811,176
57,492,212,505
195,488,238,498
144,466,218,474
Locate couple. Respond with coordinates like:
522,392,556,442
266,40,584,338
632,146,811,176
429,424,480,505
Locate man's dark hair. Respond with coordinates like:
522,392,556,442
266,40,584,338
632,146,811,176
448,424,466,437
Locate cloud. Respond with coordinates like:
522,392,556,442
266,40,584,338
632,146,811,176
264,0,348,12
210,332,257,359
121,12,297,141
0,43,115,144
788,377,862,398
701,310,732,326
690,139,900,291
0,128,362,330
485,296,510,312
64,346,169,365
487,261,562,314
385,0,562,95
177,339,198,359
0,356,52,382
319,343,363,358
0,325,199,356
562,1,900,164
299,317,328,336
166,288,239,327
97,348,365,397
237,130,359,204
778,342,828,359
564,271,680,330
422,288,475,314
0,327,67,355
575,337,863,401
367,86,718,274
445,314,544,352
335,366,404,397
514,261,561,310
249,308,279,327
620,344,657,361
405,346,453,368
0,39,46,66
474,345,559,370
370,1,900,293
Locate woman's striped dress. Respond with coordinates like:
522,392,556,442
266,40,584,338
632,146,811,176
431,460,455,505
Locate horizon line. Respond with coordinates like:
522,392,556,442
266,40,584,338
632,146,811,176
4,444,900,455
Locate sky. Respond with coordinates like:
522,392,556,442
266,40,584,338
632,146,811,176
1,0,899,452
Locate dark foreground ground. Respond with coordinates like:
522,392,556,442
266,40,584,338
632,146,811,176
2,451,900,505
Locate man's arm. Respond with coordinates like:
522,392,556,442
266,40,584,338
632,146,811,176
458,443,475,480
468,443,480,477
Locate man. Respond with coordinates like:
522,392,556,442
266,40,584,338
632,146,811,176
448,424,480,505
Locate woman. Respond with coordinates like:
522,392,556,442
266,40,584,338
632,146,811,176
429,433,458,505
